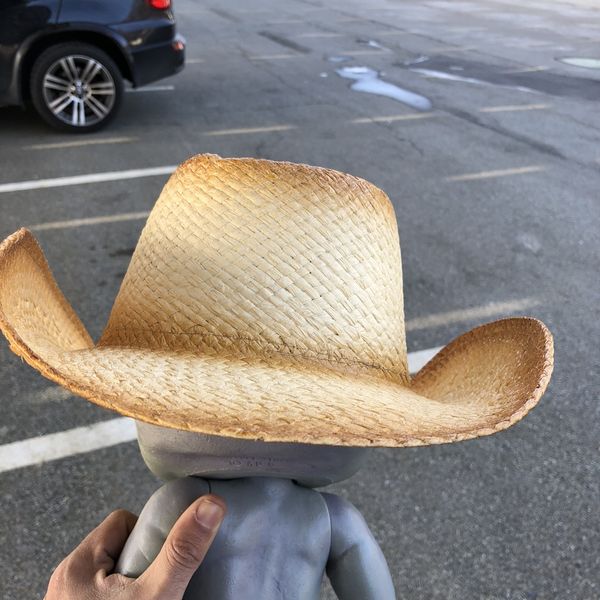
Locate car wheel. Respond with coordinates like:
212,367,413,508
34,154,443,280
30,42,124,132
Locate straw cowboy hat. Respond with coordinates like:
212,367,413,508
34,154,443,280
0,154,553,447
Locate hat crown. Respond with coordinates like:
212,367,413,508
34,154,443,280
100,156,408,383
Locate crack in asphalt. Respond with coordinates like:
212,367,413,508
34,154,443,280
258,31,311,54
442,106,567,160
209,7,241,23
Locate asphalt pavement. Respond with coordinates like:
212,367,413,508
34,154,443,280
0,0,599,598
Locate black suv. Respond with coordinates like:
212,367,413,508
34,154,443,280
0,0,185,132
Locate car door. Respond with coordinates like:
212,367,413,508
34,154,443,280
0,0,60,102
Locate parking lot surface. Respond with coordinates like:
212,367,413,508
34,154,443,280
1,0,599,598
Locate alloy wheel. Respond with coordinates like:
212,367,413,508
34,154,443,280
42,54,116,127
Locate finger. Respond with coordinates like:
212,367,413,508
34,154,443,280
72,509,138,576
136,494,225,599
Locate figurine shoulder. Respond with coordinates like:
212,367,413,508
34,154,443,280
320,493,371,552
150,476,211,504
115,477,210,578
144,477,210,528
321,493,368,530
321,493,396,599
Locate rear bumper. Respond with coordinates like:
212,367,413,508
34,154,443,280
108,16,185,87
130,33,185,87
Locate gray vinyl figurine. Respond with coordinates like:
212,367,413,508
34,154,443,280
0,156,553,600
116,423,395,599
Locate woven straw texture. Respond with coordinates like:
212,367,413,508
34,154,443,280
0,155,553,446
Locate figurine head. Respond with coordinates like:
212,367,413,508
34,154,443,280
136,420,368,488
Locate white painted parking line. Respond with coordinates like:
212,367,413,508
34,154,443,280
0,166,176,194
268,19,304,24
248,54,302,60
522,41,555,48
351,114,434,124
0,346,443,473
407,346,443,373
234,7,273,13
126,85,175,93
406,298,539,331
29,211,150,232
0,418,137,474
426,46,475,53
503,65,549,74
35,387,72,403
296,32,345,38
448,26,487,33
203,125,296,136
337,49,390,56
479,103,551,113
445,166,546,182
24,137,136,150
186,58,205,64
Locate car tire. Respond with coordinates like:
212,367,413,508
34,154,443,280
30,42,124,133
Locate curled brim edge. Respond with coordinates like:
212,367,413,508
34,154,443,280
0,228,553,447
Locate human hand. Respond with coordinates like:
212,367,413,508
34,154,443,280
44,494,226,600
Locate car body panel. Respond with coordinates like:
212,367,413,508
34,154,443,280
0,0,184,107
58,0,166,25
0,0,61,101
110,18,183,86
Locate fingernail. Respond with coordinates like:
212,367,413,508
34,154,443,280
195,498,224,529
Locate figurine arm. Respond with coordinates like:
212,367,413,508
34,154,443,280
322,493,396,600
115,476,210,577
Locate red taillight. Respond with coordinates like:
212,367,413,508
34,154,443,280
147,0,171,9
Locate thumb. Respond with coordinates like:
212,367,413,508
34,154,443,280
136,494,226,599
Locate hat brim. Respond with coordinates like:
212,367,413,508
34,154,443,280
0,229,553,447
